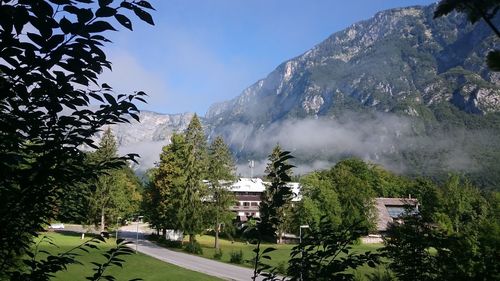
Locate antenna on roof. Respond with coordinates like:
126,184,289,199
248,160,254,179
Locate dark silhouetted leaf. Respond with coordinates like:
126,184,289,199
114,14,132,30
133,7,154,25
136,1,155,10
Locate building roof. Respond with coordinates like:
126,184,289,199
227,178,302,202
375,197,418,232
230,178,266,192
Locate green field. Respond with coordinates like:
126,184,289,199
35,232,222,281
168,235,382,271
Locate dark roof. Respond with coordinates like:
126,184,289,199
375,197,418,232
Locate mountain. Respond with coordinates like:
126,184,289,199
99,111,194,172
206,5,499,124
203,4,500,189
108,3,500,189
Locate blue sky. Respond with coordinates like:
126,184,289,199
101,0,436,115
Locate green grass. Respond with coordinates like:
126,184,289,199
35,232,222,281
192,235,294,268
163,234,383,272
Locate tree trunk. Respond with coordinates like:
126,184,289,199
215,211,220,250
215,224,220,250
161,228,166,237
100,206,105,233
189,234,195,243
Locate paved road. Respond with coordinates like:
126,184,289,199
118,225,265,281
56,224,269,280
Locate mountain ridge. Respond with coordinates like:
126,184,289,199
110,3,500,189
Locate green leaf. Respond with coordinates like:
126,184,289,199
262,247,276,254
98,0,113,7
487,50,500,71
49,0,72,4
59,17,73,34
103,93,117,105
136,1,155,10
27,32,45,47
86,21,117,33
433,0,458,19
115,14,133,31
96,7,117,18
133,7,154,25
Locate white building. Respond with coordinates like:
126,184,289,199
227,178,301,221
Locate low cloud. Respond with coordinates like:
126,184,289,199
216,112,478,176
118,140,168,173
99,49,171,111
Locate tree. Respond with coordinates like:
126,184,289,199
287,218,379,281
296,171,342,230
264,144,293,243
184,113,208,175
0,0,154,274
180,114,209,243
383,175,500,281
147,133,187,235
434,0,500,70
89,128,119,232
206,136,236,250
87,128,142,232
245,149,295,280
147,117,209,244
326,159,377,232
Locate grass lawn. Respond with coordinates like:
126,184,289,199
163,234,383,274
35,232,222,281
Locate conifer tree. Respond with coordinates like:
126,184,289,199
264,144,293,243
181,114,209,243
148,133,187,235
88,128,141,232
207,136,236,250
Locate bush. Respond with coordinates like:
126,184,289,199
160,239,183,249
276,261,287,275
149,235,183,249
213,249,223,260
229,250,244,264
184,241,203,255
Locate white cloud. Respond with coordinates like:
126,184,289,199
99,49,171,111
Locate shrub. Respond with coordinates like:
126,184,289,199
276,261,287,275
229,250,244,264
213,249,223,260
184,241,203,255
160,239,183,249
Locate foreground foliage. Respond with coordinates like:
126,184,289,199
0,0,154,277
10,235,137,281
288,219,379,281
383,176,500,281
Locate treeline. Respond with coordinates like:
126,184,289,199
56,128,143,231
53,114,500,280
142,114,237,250
285,159,500,280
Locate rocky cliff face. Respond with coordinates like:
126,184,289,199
106,3,500,189
206,4,500,127
202,4,500,189
97,111,194,172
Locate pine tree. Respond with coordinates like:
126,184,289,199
88,128,142,233
259,149,295,242
207,136,236,250
181,114,209,243
148,133,187,235
263,144,293,243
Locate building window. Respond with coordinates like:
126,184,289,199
386,206,406,218
251,202,258,206
243,202,250,207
